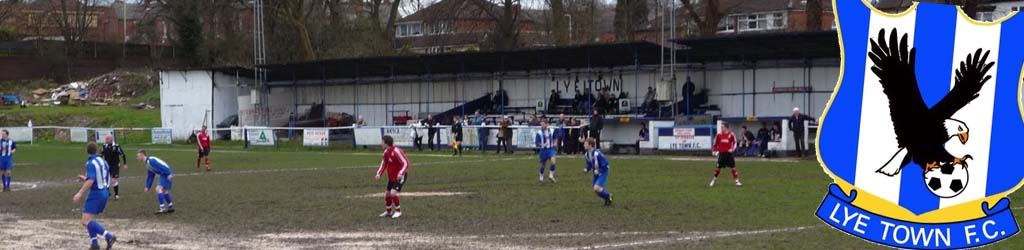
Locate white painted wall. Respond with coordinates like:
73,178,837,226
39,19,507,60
705,65,839,119
160,70,212,140
212,72,242,126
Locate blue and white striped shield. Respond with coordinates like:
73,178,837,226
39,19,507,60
816,0,1024,249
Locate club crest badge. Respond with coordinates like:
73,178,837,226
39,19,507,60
816,0,1024,249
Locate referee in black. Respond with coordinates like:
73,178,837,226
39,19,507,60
101,133,127,200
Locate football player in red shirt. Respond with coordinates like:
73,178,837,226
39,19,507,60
196,125,211,171
711,122,742,187
375,135,410,218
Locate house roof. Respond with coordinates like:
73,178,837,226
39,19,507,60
400,0,534,23
394,32,549,49
111,2,145,20
394,33,487,49
719,0,833,14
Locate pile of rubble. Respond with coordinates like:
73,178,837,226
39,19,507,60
27,71,157,109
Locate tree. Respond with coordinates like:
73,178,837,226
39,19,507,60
806,0,823,31
681,0,749,36
54,0,98,48
0,0,21,25
32,0,100,81
492,0,521,50
455,0,522,50
366,0,404,55
614,0,647,41
681,0,721,36
144,0,255,66
547,0,569,45
267,0,318,61
148,0,206,65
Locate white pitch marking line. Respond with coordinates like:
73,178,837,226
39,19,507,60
18,144,486,157
162,156,531,178
30,156,533,189
557,226,819,250
7,182,39,191
345,192,473,198
665,157,800,163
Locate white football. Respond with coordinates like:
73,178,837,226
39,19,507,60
923,162,969,198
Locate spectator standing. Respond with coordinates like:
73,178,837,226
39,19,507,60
590,110,604,148
682,77,696,115
477,115,489,152
471,111,484,125
451,116,464,157
555,114,566,154
356,116,367,127
756,123,770,157
425,115,439,151
502,116,514,154
788,107,813,157
410,120,423,151
496,117,506,153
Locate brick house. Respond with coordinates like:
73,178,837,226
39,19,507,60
394,0,544,54
634,0,835,45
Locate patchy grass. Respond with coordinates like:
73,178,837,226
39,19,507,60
2,144,1024,249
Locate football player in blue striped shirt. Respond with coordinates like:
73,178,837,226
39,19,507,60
536,119,557,183
1,129,16,192
583,138,613,206
137,149,176,214
73,142,117,250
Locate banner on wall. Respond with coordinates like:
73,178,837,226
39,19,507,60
95,128,115,141
71,128,89,143
656,126,714,151
0,127,32,142
513,127,539,149
356,128,384,146
303,128,329,147
151,128,173,144
246,127,276,146
356,127,452,148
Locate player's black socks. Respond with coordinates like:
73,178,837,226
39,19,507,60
113,185,119,196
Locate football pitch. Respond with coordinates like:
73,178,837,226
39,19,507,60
2,143,1024,249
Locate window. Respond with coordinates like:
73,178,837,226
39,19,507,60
720,11,786,33
1013,6,1019,11
431,21,453,34
426,46,444,54
410,23,422,36
718,16,736,32
396,24,407,37
773,13,784,28
395,23,423,37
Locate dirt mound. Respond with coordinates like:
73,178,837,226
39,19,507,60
8,69,158,107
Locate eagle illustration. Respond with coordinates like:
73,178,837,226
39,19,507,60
868,28,994,176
